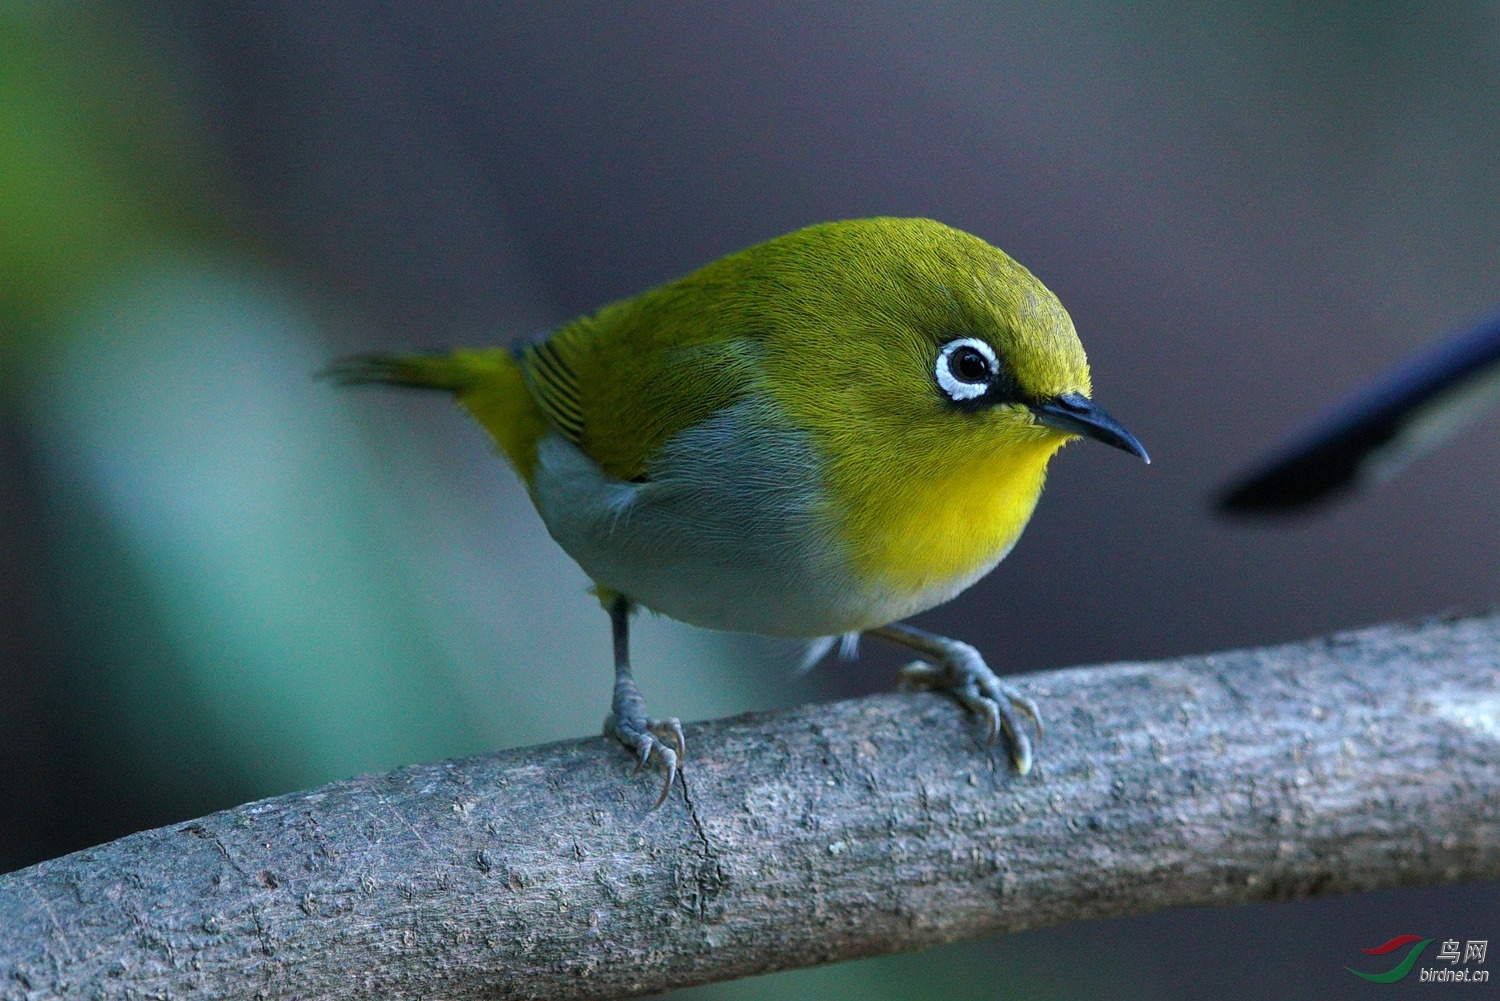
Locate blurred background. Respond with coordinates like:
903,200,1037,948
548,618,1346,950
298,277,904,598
2,3,1497,998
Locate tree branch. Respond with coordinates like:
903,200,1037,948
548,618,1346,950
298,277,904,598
5,612,1500,999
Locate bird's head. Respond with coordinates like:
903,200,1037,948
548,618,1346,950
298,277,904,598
753,218,1148,472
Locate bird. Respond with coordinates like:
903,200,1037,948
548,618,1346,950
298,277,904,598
1218,306,1500,515
327,218,1149,805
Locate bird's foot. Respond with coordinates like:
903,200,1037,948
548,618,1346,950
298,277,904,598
605,709,685,809
897,639,1042,775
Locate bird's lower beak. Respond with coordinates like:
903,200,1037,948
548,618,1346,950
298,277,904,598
1028,392,1150,463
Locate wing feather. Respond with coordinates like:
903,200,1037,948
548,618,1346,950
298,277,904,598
517,297,763,482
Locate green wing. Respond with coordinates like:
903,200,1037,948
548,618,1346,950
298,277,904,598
518,278,765,483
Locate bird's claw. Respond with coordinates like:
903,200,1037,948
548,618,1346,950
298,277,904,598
899,654,1042,775
609,714,685,808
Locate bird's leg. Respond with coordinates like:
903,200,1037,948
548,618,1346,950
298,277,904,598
867,621,1042,775
603,595,684,807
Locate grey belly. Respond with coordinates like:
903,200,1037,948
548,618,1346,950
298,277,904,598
529,402,876,637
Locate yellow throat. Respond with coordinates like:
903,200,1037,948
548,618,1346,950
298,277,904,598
830,426,1068,598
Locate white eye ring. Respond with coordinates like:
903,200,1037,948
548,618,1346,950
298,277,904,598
935,337,998,402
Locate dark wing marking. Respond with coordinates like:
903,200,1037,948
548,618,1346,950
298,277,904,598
521,336,585,443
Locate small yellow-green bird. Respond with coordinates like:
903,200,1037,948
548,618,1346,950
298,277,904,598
329,218,1147,805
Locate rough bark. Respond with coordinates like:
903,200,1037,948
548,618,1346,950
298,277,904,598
4,612,1500,1000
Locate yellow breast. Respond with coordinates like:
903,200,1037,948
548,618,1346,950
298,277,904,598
823,421,1067,602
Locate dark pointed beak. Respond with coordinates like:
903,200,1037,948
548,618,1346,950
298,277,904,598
1028,392,1150,463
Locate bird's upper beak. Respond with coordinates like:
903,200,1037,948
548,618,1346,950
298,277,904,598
1028,392,1150,463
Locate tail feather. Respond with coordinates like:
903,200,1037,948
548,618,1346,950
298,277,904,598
321,352,483,392
325,348,549,483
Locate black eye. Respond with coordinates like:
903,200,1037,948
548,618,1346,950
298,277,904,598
935,337,999,402
950,346,991,383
